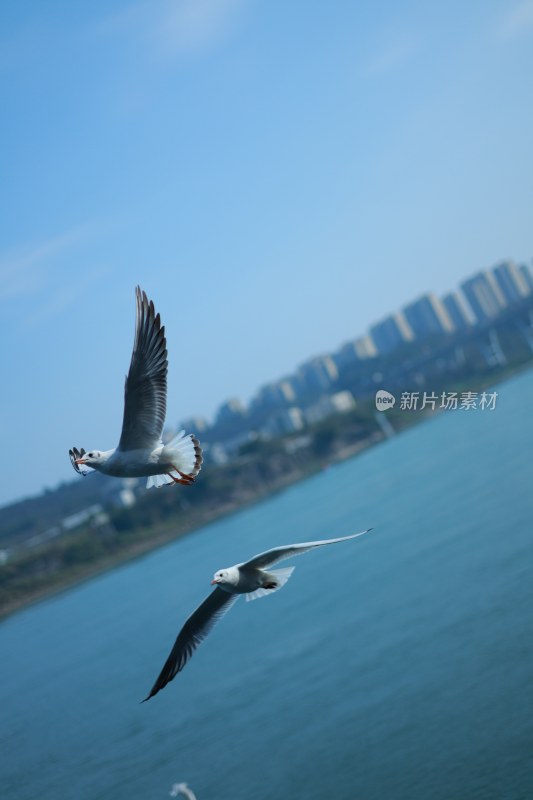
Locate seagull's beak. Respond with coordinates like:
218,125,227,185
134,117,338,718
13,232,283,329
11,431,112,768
210,579,218,585
75,458,87,465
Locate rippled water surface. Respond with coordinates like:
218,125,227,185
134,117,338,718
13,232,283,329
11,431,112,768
1,371,532,799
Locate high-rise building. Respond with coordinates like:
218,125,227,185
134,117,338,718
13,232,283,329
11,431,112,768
251,380,297,412
334,335,378,369
460,271,507,323
177,416,210,435
370,312,415,355
442,291,476,330
298,356,339,393
519,264,533,292
403,293,454,338
258,406,306,438
215,398,247,426
492,260,531,304
304,391,356,425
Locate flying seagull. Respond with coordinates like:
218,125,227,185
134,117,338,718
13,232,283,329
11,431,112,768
69,287,203,489
143,528,373,701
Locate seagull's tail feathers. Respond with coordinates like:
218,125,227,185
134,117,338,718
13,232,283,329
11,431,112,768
246,567,295,602
146,473,174,489
165,430,203,476
147,431,203,489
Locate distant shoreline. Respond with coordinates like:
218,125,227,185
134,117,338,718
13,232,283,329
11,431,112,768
1,362,531,623
0,433,386,622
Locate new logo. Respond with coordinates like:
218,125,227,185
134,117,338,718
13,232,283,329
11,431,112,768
375,389,396,411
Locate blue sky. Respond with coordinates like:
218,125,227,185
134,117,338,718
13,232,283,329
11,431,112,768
1,0,532,508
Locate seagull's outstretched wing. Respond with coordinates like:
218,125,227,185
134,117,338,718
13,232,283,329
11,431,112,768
68,447,87,475
118,287,168,452
143,588,239,701
240,529,373,571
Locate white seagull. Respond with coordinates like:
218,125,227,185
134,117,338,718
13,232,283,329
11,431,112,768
170,784,197,799
143,528,373,701
69,287,203,489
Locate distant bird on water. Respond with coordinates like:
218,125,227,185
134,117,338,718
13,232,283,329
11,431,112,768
170,783,197,799
143,529,373,701
69,287,203,489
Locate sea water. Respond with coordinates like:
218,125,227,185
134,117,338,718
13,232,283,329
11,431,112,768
1,371,532,799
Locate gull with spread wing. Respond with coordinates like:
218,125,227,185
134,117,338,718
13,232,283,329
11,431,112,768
69,287,202,489
143,528,373,701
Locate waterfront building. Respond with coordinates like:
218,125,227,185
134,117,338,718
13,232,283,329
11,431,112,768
260,407,305,437
442,291,476,330
403,293,455,338
251,380,297,412
177,416,210,435
460,271,507,323
492,260,531,304
298,355,339,393
215,398,248,426
304,391,356,424
334,335,378,369
519,264,533,292
370,312,415,355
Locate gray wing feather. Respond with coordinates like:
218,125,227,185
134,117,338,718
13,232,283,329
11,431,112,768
143,588,239,701
240,530,373,570
68,447,87,475
118,287,168,451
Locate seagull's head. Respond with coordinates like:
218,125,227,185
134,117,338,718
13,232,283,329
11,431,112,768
211,567,238,587
76,450,104,467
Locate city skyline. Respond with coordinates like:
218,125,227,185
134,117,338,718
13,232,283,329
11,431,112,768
201,258,532,429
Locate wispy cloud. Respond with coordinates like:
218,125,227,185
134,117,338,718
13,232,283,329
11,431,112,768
103,0,248,61
23,264,110,330
157,0,247,57
498,0,533,38
0,223,93,303
363,34,417,77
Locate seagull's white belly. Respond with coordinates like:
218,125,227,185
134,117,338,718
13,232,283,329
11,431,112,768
235,568,268,594
101,448,168,477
